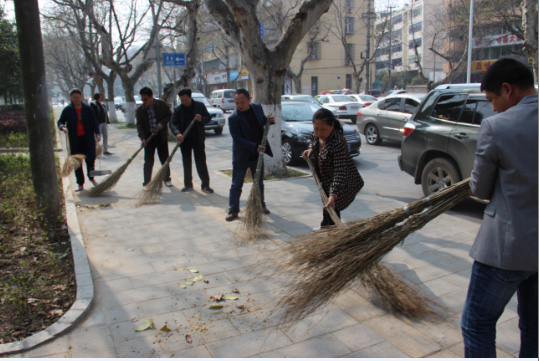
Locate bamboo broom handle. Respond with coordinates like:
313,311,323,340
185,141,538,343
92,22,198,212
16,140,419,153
305,156,342,225
253,116,272,184
163,118,197,164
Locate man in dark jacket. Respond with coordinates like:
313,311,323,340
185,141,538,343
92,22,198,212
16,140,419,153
169,88,213,193
136,87,173,188
226,88,274,221
58,88,101,192
90,93,112,155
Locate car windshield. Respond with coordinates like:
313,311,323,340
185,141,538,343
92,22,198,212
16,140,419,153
293,95,319,103
223,90,235,98
192,95,212,106
360,95,377,101
332,95,355,102
282,103,321,122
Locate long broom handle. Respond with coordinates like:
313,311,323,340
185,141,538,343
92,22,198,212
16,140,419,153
253,117,272,184
162,118,197,165
305,156,342,225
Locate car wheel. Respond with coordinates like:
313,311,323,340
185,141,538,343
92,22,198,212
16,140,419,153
214,127,223,135
421,158,460,197
364,124,382,145
282,139,297,166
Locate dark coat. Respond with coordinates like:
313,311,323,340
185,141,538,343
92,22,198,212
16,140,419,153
310,128,364,211
228,103,273,166
57,102,100,161
90,101,109,124
136,99,172,141
169,99,211,145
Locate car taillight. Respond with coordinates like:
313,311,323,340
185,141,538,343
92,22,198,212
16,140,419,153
357,111,362,117
339,106,347,110
364,102,372,107
402,122,416,137
222,99,225,104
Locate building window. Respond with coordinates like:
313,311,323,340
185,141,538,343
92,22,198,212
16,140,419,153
409,54,421,64
409,22,422,34
346,17,355,34
391,58,402,68
412,6,422,18
392,14,402,25
346,74,352,89
392,43,402,53
345,0,354,14
307,41,321,60
345,43,355,65
409,38,422,49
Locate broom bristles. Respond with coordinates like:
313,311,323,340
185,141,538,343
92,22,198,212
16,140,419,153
96,144,103,159
277,179,471,325
236,184,266,242
61,154,85,177
136,161,168,207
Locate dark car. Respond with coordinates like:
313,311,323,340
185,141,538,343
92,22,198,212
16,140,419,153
281,100,362,165
398,85,496,196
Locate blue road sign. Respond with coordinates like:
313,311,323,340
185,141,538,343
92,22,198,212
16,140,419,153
163,53,186,67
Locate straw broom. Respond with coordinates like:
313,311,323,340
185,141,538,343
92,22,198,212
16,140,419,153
236,117,272,242
88,132,158,196
136,119,197,206
303,156,437,318
61,132,85,177
277,177,470,325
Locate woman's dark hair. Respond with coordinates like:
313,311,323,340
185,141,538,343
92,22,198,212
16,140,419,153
312,108,343,134
93,93,102,101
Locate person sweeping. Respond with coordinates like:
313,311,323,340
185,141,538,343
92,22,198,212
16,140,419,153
226,89,274,222
302,108,364,228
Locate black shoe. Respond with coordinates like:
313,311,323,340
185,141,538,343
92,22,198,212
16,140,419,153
103,151,113,155
226,212,239,222
181,186,193,192
262,206,270,214
201,186,214,194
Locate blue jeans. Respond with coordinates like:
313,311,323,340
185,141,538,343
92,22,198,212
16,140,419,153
461,261,538,358
228,159,265,213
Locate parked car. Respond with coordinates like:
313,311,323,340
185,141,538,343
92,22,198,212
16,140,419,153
281,94,338,116
191,92,225,135
209,89,236,112
121,95,143,112
114,97,124,110
381,89,407,98
348,94,378,107
315,94,363,124
281,100,361,165
357,94,426,145
398,85,496,196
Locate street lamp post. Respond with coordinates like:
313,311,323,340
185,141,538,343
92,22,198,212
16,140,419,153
387,5,396,91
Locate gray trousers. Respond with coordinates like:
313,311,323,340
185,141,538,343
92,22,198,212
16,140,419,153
99,123,108,152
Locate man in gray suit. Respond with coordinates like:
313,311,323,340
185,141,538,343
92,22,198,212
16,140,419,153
461,58,538,358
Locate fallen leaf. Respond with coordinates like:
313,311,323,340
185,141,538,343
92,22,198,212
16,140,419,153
189,268,199,273
224,295,239,300
204,280,209,284
192,313,201,319
127,248,135,252
160,325,171,332
193,275,204,283
186,335,192,343
232,288,240,294
208,304,223,309
209,295,224,302
178,283,187,289
174,267,185,271
135,318,154,332
236,304,245,310
131,317,140,322
185,279,194,286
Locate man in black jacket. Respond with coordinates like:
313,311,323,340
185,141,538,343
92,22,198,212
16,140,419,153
169,88,213,193
90,93,112,155
136,87,173,188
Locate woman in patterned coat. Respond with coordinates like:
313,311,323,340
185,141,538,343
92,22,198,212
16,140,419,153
303,108,364,227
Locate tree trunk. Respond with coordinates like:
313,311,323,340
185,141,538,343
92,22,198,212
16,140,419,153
14,0,60,236
522,0,539,82
106,75,118,122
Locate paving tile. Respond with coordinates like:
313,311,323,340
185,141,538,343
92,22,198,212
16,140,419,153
363,315,442,357
114,333,161,358
206,327,292,357
69,326,116,357
343,340,408,358
330,323,386,351
283,308,360,343
259,334,352,358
